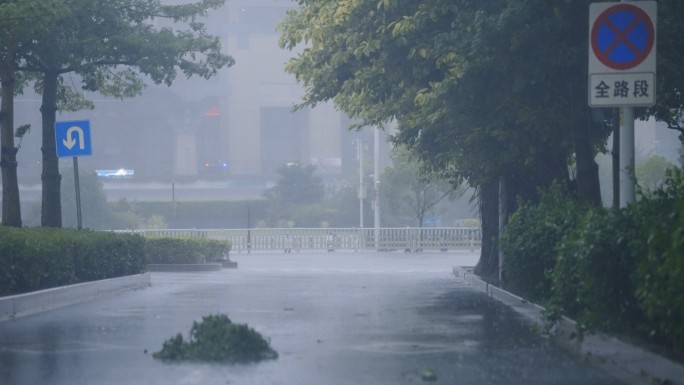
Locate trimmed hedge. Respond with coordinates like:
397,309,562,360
0,227,146,296
0,228,231,297
144,237,230,264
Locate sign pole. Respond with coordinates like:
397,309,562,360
358,139,364,228
54,120,92,229
73,157,83,230
373,127,380,251
619,0,635,208
588,1,656,207
620,106,635,207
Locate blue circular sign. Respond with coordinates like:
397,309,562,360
591,4,654,70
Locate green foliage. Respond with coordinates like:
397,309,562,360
13,0,234,227
153,314,278,363
381,148,460,227
264,164,324,205
115,199,268,229
645,0,684,136
262,164,341,227
0,227,145,296
501,183,588,302
633,168,684,350
549,208,643,334
60,171,141,230
280,0,623,277
636,155,676,191
71,231,147,282
546,168,684,353
144,237,229,264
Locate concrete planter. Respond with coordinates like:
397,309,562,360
0,273,151,321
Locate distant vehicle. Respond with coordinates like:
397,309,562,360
199,161,229,175
95,169,135,179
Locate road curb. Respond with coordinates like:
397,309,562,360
146,263,223,272
0,273,151,322
453,267,684,385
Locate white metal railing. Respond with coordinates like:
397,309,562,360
126,227,482,253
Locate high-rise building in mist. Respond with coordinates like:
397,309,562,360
13,0,390,183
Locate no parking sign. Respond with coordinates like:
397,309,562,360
588,2,656,107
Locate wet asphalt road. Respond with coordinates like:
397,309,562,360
0,251,625,385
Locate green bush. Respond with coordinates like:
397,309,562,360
197,239,231,262
549,208,643,334
153,314,278,363
501,183,588,302
144,237,230,264
633,168,684,351
72,231,146,282
546,168,684,353
0,228,146,296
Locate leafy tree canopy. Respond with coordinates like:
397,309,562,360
280,0,613,203
3,0,234,227
381,147,460,227
264,163,325,205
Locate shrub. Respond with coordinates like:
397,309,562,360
633,168,684,351
144,238,206,264
501,183,588,302
547,168,684,354
0,228,145,296
72,231,147,282
549,208,644,334
153,314,278,363
0,228,78,295
144,237,230,264
197,239,231,262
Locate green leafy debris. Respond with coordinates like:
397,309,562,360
153,314,278,363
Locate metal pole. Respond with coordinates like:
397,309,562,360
618,0,636,209
247,203,251,254
620,107,635,207
612,108,620,209
73,157,83,230
374,128,380,250
358,139,364,228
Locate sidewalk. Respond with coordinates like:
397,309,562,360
454,267,684,385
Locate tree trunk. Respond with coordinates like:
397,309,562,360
474,179,499,282
40,71,62,227
575,108,602,205
0,68,22,227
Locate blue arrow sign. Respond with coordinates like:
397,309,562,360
55,120,92,157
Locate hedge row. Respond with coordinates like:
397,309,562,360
0,228,146,296
502,168,684,355
144,237,230,264
0,228,231,297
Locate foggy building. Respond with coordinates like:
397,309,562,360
13,0,391,184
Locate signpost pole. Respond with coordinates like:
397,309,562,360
618,0,636,209
73,157,83,230
55,120,92,229
373,127,380,251
358,139,364,228
620,106,635,207
588,1,656,207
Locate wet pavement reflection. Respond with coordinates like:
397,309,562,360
0,251,625,385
